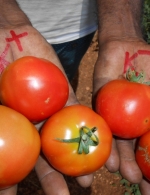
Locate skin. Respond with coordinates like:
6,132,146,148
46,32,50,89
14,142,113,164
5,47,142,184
0,1,93,195
0,0,150,194
94,0,150,194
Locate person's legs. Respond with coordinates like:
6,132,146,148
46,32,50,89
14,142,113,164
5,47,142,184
52,32,95,82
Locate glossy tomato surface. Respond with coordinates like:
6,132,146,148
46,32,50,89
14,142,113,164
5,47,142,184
95,79,150,139
136,130,150,181
0,56,69,123
0,105,41,189
41,104,112,176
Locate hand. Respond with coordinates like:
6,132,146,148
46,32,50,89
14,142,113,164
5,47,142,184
0,25,94,195
93,37,150,195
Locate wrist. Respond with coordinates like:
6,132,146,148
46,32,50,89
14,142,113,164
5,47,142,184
99,30,144,46
0,0,31,29
97,0,144,45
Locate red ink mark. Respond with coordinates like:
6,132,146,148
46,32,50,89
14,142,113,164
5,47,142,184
0,44,10,73
124,50,150,73
124,52,138,73
5,30,28,51
138,50,150,55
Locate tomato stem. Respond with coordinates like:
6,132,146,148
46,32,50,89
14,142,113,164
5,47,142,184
126,67,150,85
56,126,99,154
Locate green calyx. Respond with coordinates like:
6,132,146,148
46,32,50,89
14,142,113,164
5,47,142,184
126,67,150,85
56,126,99,154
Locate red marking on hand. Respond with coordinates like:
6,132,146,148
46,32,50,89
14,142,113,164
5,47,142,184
124,52,138,73
124,50,150,73
5,30,28,51
138,50,150,55
0,44,10,73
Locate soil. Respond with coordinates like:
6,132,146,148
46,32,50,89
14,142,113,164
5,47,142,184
17,33,126,195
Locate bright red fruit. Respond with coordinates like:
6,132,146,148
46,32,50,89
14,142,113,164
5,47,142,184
136,130,150,181
0,56,69,123
0,105,41,189
41,104,112,176
95,79,150,138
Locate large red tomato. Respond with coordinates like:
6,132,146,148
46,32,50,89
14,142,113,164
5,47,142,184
135,130,150,181
0,56,69,123
40,104,112,176
0,105,41,189
95,79,150,139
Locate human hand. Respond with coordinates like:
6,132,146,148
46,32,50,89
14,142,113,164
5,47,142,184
93,38,150,195
0,25,94,195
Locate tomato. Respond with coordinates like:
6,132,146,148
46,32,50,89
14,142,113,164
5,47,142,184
135,130,150,181
0,105,41,189
95,79,150,139
0,56,69,123
40,104,112,176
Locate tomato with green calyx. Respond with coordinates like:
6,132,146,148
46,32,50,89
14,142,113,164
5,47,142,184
95,69,150,139
0,56,69,123
40,104,112,176
0,105,41,189
135,130,150,181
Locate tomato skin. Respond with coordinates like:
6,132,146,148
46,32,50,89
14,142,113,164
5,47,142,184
40,104,112,176
0,105,41,189
135,130,150,181
95,79,150,139
0,56,69,123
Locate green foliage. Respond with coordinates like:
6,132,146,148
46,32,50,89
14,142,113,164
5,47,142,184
120,179,141,195
113,172,142,195
142,0,150,43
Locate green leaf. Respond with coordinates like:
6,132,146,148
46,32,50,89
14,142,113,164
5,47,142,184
142,0,150,43
125,192,131,195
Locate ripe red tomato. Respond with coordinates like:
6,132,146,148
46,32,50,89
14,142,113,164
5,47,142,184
0,105,41,189
40,104,112,176
135,130,150,181
95,79,150,139
0,56,69,123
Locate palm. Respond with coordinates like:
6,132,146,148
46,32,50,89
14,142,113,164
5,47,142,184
93,39,150,93
93,39,150,195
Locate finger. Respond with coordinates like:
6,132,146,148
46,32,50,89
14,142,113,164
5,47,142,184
0,185,17,195
139,178,150,195
35,155,70,195
116,139,143,183
105,138,120,172
76,174,94,188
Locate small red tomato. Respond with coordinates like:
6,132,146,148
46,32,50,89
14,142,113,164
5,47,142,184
0,105,41,189
40,104,112,176
136,130,150,181
0,56,69,123
95,79,150,139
